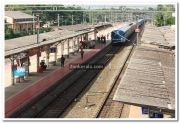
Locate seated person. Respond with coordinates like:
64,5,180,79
40,60,47,71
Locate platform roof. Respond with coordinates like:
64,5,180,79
5,29,94,58
113,46,175,113
5,23,112,58
5,11,34,19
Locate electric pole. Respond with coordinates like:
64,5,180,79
57,14,59,27
72,15,74,25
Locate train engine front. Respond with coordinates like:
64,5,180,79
111,22,137,45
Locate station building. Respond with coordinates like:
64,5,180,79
5,11,37,33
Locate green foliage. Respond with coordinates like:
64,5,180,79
5,27,52,40
5,5,85,26
155,4,175,27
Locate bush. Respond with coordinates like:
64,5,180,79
5,27,52,40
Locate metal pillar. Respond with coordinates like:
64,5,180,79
27,56,30,75
73,38,76,54
61,42,64,56
72,15,74,25
10,56,15,85
67,39,70,58
77,37,80,52
36,15,40,44
86,33,88,42
94,29,97,41
58,14,60,27
61,16,63,26
46,52,49,68
54,45,57,65
81,35,83,42
37,53,40,72
33,13,35,34
26,23,28,33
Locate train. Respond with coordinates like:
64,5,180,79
111,19,145,44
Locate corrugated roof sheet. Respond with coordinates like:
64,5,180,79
113,46,175,111
5,11,34,19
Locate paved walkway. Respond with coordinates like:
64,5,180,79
5,41,110,118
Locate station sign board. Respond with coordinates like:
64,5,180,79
141,107,149,114
50,47,57,53
149,111,164,118
14,66,28,77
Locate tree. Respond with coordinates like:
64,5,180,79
155,4,175,26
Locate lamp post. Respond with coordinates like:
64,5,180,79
35,14,40,71
33,13,35,34
36,15,40,44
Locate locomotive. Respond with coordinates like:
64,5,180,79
111,19,144,44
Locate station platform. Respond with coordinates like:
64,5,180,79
5,41,111,118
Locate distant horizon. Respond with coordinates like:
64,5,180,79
4,4,162,10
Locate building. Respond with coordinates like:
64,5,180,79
5,11,38,33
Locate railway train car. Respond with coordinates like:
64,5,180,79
111,19,144,45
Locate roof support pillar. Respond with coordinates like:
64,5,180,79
37,51,40,72
61,41,64,56
73,37,76,54
54,45,58,65
46,52,49,68
67,39,70,58
27,56,30,75
10,55,15,85
94,29,97,41
77,36,80,53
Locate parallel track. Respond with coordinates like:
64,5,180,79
96,24,145,118
10,24,145,118
10,43,121,118
96,44,135,118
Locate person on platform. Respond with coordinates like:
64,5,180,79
80,49,84,60
107,33,109,39
100,35,103,41
40,60,47,71
104,35,106,43
61,55,65,67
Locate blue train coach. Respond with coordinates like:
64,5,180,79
111,19,144,45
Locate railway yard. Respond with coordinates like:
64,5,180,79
5,20,176,119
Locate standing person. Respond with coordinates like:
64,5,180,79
107,33,109,39
80,49,84,60
104,36,106,43
60,55,65,67
100,35,103,42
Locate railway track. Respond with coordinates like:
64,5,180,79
96,44,135,118
96,25,145,118
10,23,145,118
10,43,121,118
